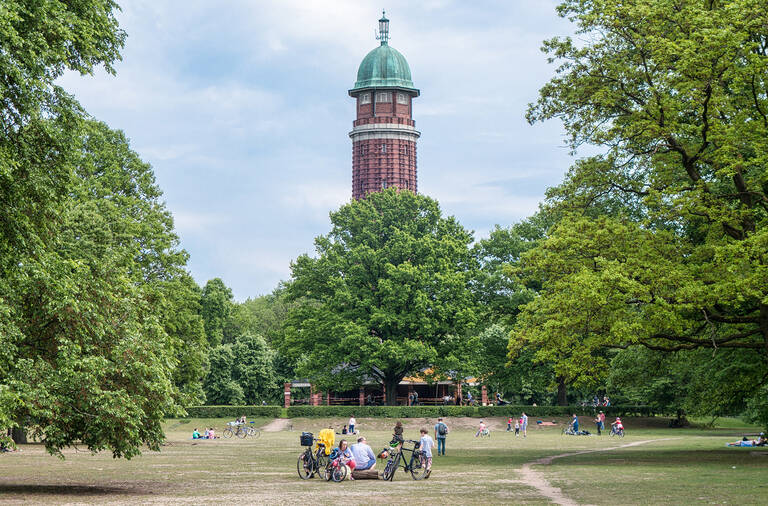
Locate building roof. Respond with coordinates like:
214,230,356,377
351,43,418,93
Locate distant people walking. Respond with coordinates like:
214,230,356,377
521,412,528,438
434,417,448,456
419,428,435,476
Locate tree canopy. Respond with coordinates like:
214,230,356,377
512,0,768,423
284,190,477,405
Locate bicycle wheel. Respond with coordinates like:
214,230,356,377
382,455,397,481
332,464,347,482
619,429,625,438
561,427,567,435
297,451,313,480
409,452,429,480
249,427,261,439
223,427,234,439
316,450,328,471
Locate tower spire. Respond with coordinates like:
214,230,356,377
376,10,389,45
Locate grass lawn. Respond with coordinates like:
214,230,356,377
0,416,765,504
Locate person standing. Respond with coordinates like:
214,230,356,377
571,414,580,433
419,427,436,477
514,419,520,436
348,414,356,435
521,412,528,438
594,413,602,435
434,417,448,456
598,411,605,435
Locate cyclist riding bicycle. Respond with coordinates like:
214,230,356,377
611,417,624,433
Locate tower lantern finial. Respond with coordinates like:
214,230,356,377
376,10,389,45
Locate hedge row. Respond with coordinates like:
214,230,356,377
285,405,660,418
286,405,478,418
181,405,660,419
184,405,282,418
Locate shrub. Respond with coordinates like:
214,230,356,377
183,405,282,418
285,405,658,418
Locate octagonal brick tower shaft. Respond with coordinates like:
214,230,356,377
349,12,420,200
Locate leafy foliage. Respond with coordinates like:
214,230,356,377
514,0,768,424
284,190,478,404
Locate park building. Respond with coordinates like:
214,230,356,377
349,12,420,200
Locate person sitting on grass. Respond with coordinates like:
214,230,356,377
350,436,376,471
192,428,201,439
475,420,487,437
758,433,767,446
207,427,216,439
337,439,356,479
419,427,436,477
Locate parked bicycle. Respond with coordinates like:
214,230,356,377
297,432,329,480
223,421,261,439
324,448,348,482
381,439,429,481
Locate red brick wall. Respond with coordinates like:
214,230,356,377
352,89,418,200
352,138,417,200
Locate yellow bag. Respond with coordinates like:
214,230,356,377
316,428,335,455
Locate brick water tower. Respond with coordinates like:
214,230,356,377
349,12,420,200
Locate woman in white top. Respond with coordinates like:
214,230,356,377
348,415,357,434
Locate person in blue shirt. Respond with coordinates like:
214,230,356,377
350,436,376,471
419,428,436,477
571,414,579,433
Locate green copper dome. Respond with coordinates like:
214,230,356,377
351,43,417,91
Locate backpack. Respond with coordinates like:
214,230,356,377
437,423,448,436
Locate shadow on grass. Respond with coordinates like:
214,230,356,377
0,483,155,496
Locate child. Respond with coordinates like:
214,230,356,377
611,417,623,434
475,420,486,437
192,428,201,439
392,421,404,447
208,427,216,439
507,416,513,431
514,419,520,436
419,428,435,476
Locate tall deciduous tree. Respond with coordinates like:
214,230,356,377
201,278,234,347
514,0,768,423
284,190,477,405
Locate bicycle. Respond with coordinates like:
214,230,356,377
478,428,490,438
324,452,349,482
562,426,577,436
609,426,625,437
223,421,261,439
381,439,429,481
297,437,329,480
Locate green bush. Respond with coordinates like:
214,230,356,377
183,405,282,418
285,405,659,418
286,405,477,418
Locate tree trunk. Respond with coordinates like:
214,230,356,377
11,426,27,445
384,377,400,406
556,377,568,406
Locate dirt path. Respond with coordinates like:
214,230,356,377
261,418,291,432
518,438,676,506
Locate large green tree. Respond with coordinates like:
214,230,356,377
201,278,234,347
284,190,477,405
513,0,768,423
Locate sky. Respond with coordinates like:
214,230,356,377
59,0,578,301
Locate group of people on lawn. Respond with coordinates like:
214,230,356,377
327,417,448,480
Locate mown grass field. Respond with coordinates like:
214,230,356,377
0,416,765,504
